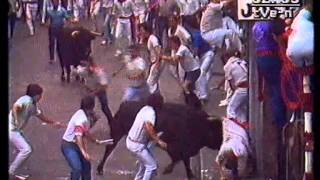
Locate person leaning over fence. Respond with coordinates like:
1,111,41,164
9,84,65,180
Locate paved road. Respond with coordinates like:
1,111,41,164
9,17,228,180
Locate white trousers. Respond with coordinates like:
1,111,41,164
201,28,233,49
127,139,157,180
9,131,33,175
196,50,215,100
25,3,38,34
226,88,248,123
115,18,132,52
147,61,165,94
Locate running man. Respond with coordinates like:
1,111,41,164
9,84,64,179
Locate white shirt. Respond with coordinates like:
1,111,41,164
177,0,200,16
176,45,200,72
127,106,156,147
102,0,114,8
147,34,161,63
113,0,134,18
224,57,247,88
168,25,191,45
9,95,42,131
126,56,147,87
62,109,91,142
200,2,225,33
132,0,148,15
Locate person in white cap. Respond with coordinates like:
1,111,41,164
112,45,150,102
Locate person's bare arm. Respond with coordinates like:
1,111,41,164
144,122,167,150
12,104,23,129
36,113,66,128
84,132,102,144
161,55,181,65
75,135,91,160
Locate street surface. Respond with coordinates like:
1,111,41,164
9,17,232,180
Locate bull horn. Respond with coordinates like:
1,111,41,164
90,31,103,37
207,115,222,121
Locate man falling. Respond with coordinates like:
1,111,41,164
112,45,150,102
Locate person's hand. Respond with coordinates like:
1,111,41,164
95,139,102,145
83,152,91,161
158,140,167,150
53,121,66,128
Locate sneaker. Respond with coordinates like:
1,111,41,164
114,50,122,57
218,99,229,107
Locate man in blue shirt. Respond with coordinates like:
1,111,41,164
47,0,72,64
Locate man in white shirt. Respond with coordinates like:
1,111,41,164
216,117,251,179
126,94,167,180
22,0,39,36
79,57,114,126
132,0,148,44
140,23,165,95
90,0,101,31
223,53,248,123
112,0,134,56
162,36,200,95
112,45,150,102
101,0,114,45
9,84,64,179
200,0,234,49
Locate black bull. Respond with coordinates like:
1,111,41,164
97,101,223,179
56,26,97,82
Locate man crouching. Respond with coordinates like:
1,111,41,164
126,94,167,180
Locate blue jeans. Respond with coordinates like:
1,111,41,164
256,55,287,128
61,140,91,180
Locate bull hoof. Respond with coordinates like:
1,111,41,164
97,165,104,176
163,165,173,174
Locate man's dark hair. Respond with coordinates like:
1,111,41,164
81,95,95,110
147,94,164,109
139,23,153,34
169,36,181,46
26,84,43,97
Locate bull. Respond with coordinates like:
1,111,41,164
56,26,102,82
96,101,223,179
